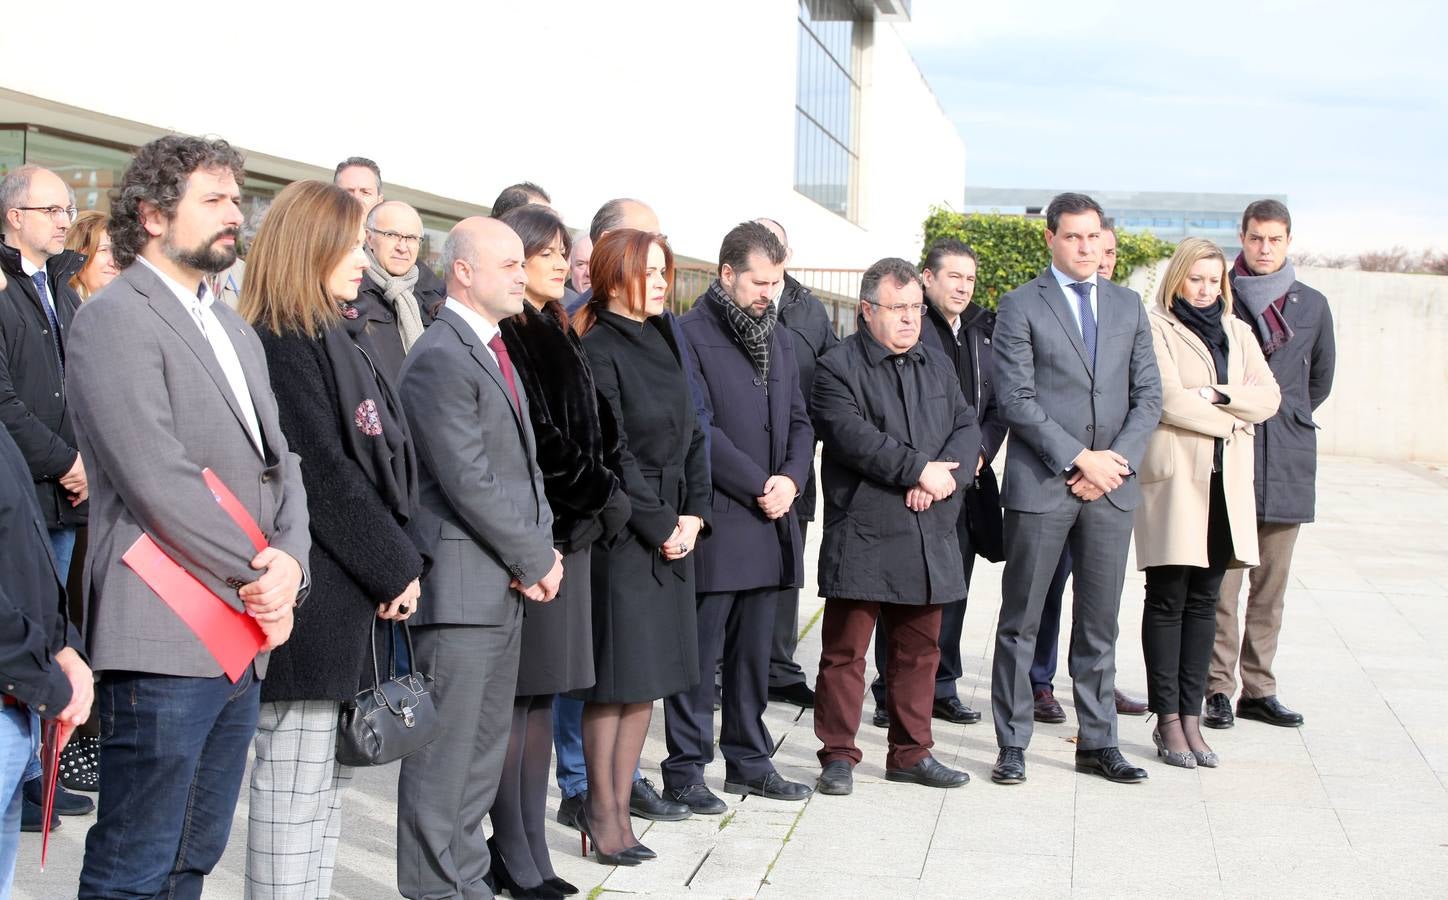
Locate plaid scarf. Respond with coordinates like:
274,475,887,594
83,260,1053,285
706,279,776,380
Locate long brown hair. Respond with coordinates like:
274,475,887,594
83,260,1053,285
65,210,110,298
572,229,674,337
240,180,361,336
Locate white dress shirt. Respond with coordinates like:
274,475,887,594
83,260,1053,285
444,297,501,365
137,256,263,452
1049,264,1099,338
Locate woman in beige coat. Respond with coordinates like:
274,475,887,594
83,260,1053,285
1135,238,1280,769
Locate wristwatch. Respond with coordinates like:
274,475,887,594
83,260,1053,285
1198,386,1216,402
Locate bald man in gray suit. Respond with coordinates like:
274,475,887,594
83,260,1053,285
989,193,1162,787
396,217,563,900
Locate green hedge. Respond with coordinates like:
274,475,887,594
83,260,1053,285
921,207,1175,309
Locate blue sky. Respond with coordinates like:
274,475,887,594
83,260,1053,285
898,1,1446,254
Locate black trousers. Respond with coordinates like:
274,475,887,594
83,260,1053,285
663,587,780,788
870,525,975,707
1142,472,1233,717
768,522,810,689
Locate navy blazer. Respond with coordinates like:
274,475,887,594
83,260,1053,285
679,298,813,592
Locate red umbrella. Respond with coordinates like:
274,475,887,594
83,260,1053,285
39,718,72,871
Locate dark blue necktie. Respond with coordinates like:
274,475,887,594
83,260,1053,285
1070,281,1096,367
31,270,64,372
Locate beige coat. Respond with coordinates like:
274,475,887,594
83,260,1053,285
1134,303,1281,570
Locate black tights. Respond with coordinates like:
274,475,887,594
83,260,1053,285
581,700,652,855
488,693,556,887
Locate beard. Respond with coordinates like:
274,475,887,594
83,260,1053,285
164,228,240,274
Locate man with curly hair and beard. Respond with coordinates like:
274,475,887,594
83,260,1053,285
68,134,311,898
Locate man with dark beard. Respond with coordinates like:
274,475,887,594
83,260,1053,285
69,135,310,898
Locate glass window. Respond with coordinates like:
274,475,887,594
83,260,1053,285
795,0,860,221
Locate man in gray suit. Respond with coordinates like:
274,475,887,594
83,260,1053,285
66,135,309,897
397,216,563,900
989,192,1162,786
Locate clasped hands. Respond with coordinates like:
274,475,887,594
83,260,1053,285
1067,449,1131,502
240,547,304,651
905,460,961,512
756,475,798,520
512,548,566,603
661,515,704,561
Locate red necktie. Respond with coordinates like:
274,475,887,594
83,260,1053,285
487,333,522,411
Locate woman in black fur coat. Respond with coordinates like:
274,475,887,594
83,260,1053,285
490,205,629,896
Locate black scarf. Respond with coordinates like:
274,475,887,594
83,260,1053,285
705,279,776,379
1172,297,1228,382
323,304,419,520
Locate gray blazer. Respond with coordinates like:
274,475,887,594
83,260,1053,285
993,270,1162,513
399,306,555,627
65,263,311,678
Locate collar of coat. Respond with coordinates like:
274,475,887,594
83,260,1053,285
0,241,85,282
858,325,926,366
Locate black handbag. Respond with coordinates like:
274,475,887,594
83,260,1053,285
336,621,439,767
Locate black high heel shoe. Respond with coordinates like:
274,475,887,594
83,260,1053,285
575,804,641,867
487,837,565,898
543,877,579,896
622,842,656,860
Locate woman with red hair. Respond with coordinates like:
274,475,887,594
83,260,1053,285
570,230,709,866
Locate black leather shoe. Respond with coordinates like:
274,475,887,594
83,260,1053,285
816,760,853,795
20,794,59,833
630,778,691,821
932,696,982,725
1203,692,1235,729
991,747,1026,784
556,791,585,828
724,771,813,801
1075,747,1149,783
768,681,816,708
24,777,94,816
543,877,579,896
886,755,970,788
662,783,727,815
871,706,890,729
1236,695,1304,727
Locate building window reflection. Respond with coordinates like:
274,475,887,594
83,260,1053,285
795,0,861,222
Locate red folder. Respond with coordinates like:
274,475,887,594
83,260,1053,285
121,468,270,682
38,718,70,870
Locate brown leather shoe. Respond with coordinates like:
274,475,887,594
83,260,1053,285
1114,689,1148,716
1033,688,1067,724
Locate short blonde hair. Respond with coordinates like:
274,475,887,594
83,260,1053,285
1155,236,1234,315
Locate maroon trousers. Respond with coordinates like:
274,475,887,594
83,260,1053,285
814,599,944,771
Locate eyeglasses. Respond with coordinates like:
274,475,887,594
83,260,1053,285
864,300,924,316
368,228,422,247
16,206,78,224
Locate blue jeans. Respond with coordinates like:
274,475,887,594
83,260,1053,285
552,696,641,800
0,705,32,900
79,669,260,899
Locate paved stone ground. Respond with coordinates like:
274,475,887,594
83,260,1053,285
16,455,1448,898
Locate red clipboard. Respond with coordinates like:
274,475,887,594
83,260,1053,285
121,468,270,682
38,718,70,870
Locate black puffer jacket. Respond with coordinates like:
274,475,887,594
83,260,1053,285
776,273,839,521
0,242,87,527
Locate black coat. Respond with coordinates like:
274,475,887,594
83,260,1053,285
0,426,78,712
776,274,839,521
575,310,711,703
679,297,813,593
812,329,981,604
350,271,436,384
920,300,1006,560
1235,280,1336,524
0,242,86,527
499,302,629,551
256,328,426,703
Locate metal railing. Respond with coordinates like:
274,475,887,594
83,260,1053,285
671,265,864,336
